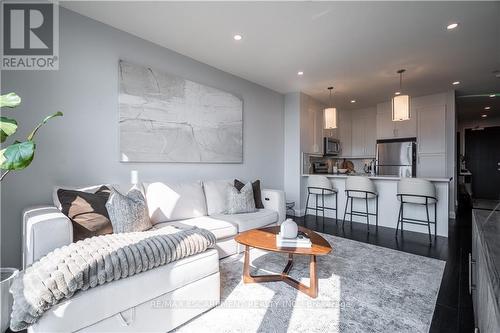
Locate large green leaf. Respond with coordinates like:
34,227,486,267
0,93,21,108
0,117,18,143
0,141,35,170
27,111,63,140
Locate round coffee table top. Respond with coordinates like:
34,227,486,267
235,226,332,256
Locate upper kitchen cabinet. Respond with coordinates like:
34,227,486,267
376,102,417,139
351,107,376,157
326,109,352,157
416,104,446,154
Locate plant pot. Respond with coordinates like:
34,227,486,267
1,268,18,333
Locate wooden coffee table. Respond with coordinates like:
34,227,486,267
234,226,332,298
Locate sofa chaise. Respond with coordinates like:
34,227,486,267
21,179,285,332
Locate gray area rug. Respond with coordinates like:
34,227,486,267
176,233,445,333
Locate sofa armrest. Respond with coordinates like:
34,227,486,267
261,189,286,224
23,206,73,269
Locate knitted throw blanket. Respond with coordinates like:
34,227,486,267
9,226,216,331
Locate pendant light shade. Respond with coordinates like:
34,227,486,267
392,69,411,121
324,107,337,129
324,87,337,129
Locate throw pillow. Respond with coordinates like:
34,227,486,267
57,186,113,241
234,179,264,209
106,186,152,233
226,182,256,214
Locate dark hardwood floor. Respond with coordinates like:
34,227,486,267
291,205,475,333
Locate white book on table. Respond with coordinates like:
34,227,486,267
276,233,312,248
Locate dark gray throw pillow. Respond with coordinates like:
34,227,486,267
105,186,152,233
234,179,264,209
57,186,113,241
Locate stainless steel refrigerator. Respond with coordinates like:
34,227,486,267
376,138,416,177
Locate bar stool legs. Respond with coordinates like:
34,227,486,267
342,193,379,233
395,197,437,244
304,188,338,224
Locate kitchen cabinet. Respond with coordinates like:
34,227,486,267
416,104,446,177
351,108,376,157
417,154,446,178
417,105,446,154
326,109,352,157
376,102,417,139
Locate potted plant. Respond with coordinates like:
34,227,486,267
0,93,62,331
1,268,18,332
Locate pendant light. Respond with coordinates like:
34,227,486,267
392,69,411,121
324,86,337,129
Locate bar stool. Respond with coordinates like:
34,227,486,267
304,175,338,222
395,178,437,243
343,176,378,232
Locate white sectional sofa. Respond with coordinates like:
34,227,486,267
21,179,285,332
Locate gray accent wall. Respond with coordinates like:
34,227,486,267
1,8,284,268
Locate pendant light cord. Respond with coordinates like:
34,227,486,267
328,86,333,108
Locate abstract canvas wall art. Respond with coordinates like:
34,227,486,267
119,60,243,163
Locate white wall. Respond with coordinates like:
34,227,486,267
284,92,325,214
284,93,301,212
0,8,284,268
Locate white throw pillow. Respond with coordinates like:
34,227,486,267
226,182,256,214
203,179,232,215
144,181,207,224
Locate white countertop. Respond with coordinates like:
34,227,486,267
302,173,453,182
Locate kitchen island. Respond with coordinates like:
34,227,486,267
301,173,452,237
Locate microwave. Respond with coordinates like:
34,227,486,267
324,137,341,156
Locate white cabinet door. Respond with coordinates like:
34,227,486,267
396,110,417,138
417,153,446,178
351,111,365,157
337,110,352,157
364,110,376,156
377,101,417,139
417,105,446,154
376,102,394,139
351,109,376,157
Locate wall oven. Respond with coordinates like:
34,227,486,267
324,137,341,156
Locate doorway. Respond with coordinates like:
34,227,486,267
465,126,500,209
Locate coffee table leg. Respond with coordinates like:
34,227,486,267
309,255,318,298
243,245,282,283
242,248,319,298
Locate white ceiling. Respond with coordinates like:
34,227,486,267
62,1,500,112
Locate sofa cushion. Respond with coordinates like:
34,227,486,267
211,209,278,233
154,216,237,240
203,179,232,215
32,249,219,333
144,181,207,224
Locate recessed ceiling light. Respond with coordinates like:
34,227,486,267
452,81,460,85
484,106,491,110
297,71,304,76
394,91,401,95
481,114,487,118
233,34,242,41
490,94,496,98
447,23,459,30
350,100,356,103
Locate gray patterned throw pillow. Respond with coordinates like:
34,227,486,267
226,182,256,214
105,186,152,233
